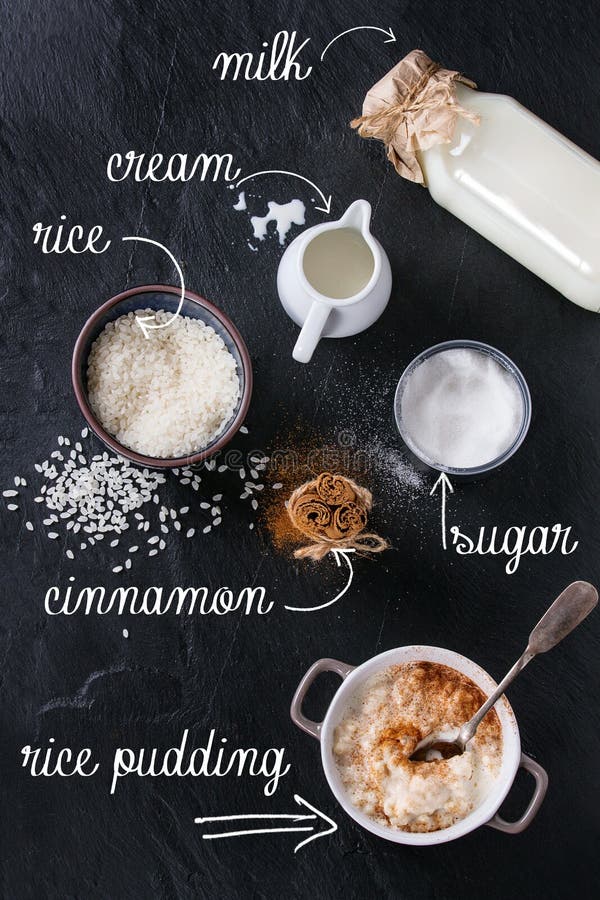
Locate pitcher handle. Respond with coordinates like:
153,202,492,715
486,753,548,834
290,658,355,740
292,301,331,363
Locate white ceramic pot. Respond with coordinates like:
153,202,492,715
290,646,548,845
277,199,392,363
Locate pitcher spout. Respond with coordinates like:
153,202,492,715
340,199,372,234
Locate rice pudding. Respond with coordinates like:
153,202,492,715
333,661,503,833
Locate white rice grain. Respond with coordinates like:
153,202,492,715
86,310,240,458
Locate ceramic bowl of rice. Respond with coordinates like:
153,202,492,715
72,284,252,468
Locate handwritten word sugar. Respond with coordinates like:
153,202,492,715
449,523,578,575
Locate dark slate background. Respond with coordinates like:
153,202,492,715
1,1,600,898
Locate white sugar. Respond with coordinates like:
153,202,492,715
399,348,523,469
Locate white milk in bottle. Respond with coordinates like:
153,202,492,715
354,50,600,312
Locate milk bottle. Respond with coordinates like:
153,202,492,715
354,50,600,312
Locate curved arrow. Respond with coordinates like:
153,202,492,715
121,235,185,338
235,170,332,214
285,548,354,612
320,26,396,61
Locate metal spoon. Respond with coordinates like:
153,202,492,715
411,581,598,762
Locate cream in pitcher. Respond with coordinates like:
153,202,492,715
277,199,392,363
353,50,600,312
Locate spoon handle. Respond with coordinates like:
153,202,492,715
527,580,598,654
459,649,534,746
459,581,598,747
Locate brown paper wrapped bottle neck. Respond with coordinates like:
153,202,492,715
351,49,480,185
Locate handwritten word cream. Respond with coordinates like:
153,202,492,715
106,151,240,183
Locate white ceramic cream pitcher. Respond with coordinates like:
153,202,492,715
277,199,392,363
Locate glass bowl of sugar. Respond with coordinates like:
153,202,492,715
394,340,531,479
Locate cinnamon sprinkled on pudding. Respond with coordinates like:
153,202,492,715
333,661,503,833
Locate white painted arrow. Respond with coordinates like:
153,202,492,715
235,170,332,214
284,548,355,612
195,794,337,853
430,472,454,550
121,235,185,338
320,26,396,61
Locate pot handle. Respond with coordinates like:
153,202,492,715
290,658,355,740
487,753,548,834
